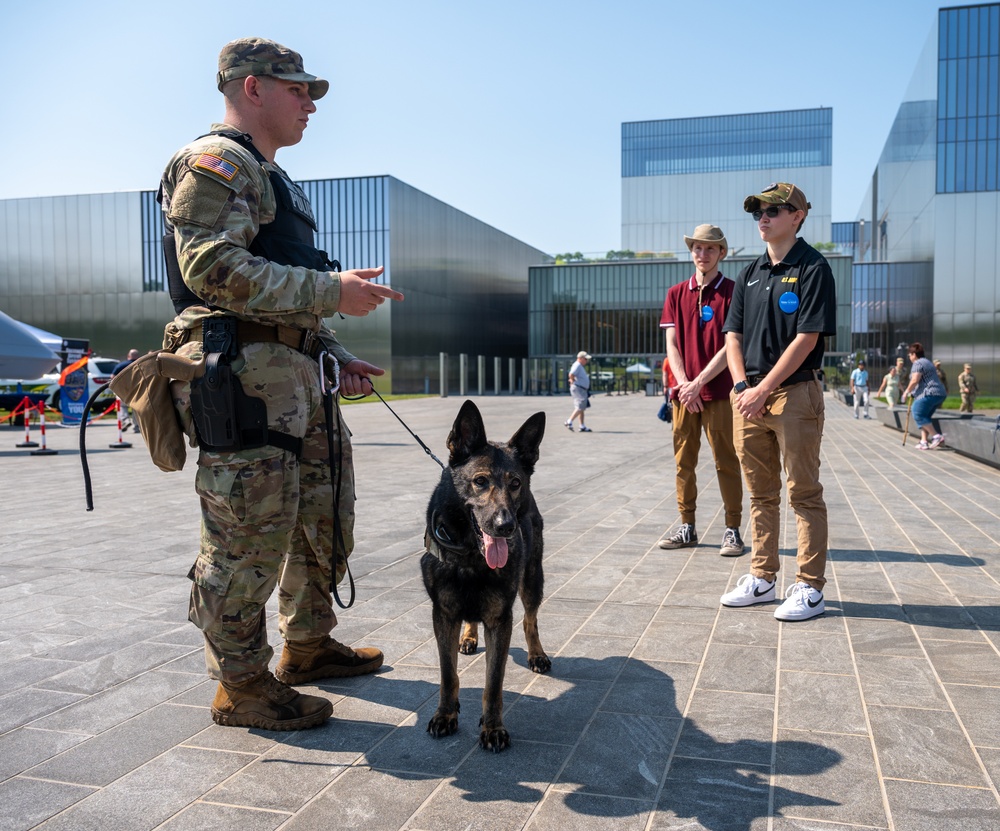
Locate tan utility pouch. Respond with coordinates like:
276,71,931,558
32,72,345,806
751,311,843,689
109,352,205,472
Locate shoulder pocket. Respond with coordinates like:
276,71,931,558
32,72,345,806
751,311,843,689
167,170,238,229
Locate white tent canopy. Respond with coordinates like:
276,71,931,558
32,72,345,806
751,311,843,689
17,321,62,351
625,362,653,373
0,311,60,379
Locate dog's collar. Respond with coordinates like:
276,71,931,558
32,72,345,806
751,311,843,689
428,510,465,554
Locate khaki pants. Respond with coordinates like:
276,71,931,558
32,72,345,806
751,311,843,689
732,380,828,591
672,398,743,528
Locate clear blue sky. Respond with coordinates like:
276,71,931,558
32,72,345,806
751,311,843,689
5,0,946,255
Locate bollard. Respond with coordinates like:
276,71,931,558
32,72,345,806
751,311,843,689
15,397,38,448
109,398,133,449
30,402,58,456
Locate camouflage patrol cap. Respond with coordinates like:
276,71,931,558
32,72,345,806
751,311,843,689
217,37,329,100
743,182,811,216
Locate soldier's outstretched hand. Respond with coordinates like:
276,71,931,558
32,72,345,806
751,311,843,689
338,267,404,316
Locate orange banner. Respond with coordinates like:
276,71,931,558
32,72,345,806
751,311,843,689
59,352,90,386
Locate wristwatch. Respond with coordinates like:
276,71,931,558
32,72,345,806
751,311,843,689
733,380,748,394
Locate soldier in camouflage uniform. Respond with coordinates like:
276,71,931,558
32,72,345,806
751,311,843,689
160,37,404,730
958,363,978,412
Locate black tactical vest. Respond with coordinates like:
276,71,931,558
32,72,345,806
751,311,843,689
160,130,339,314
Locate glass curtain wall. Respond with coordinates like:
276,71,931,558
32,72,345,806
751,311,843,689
851,261,934,369
937,3,1000,193
530,257,851,389
622,109,832,178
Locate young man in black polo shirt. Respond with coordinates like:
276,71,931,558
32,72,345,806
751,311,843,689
720,183,837,621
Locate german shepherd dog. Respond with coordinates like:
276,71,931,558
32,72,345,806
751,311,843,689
421,400,550,752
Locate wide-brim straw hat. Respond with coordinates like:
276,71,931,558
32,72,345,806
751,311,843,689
683,224,728,258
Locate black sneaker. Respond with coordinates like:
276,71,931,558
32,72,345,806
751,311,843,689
720,527,746,557
658,523,697,549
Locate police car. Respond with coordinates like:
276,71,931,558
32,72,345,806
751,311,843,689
0,356,118,412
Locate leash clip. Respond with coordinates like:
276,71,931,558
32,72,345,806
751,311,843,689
318,350,341,397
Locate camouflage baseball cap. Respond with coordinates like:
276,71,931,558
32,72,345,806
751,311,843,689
743,182,811,216
217,37,329,100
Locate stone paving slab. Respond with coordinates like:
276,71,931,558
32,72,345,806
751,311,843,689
2,391,1000,830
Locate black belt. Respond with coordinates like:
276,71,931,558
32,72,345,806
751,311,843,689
748,369,823,388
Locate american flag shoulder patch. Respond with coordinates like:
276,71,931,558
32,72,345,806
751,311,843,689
193,153,239,181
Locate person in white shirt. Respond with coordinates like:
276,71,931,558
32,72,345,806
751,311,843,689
850,359,870,419
565,351,593,433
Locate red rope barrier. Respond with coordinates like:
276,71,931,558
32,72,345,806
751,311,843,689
30,401,58,456
15,396,38,448
0,395,31,425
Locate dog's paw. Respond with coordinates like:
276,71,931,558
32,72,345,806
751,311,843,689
459,637,479,655
427,709,459,739
479,724,511,753
528,653,551,674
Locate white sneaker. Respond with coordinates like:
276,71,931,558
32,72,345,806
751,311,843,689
774,582,825,621
564,420,574,432
720,574,775,607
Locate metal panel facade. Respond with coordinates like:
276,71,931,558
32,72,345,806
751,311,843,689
856,4,1000,393
529,256,851,380
0,176,548,392
0,192,172,358
621,109,834,257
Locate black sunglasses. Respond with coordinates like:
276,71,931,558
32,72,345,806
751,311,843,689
752,205,796,221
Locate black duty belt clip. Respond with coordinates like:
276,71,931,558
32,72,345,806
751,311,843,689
202,317,239,360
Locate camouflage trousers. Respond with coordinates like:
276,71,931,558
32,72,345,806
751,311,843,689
172,339,355,684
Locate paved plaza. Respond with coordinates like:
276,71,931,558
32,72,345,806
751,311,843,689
1,390,999,831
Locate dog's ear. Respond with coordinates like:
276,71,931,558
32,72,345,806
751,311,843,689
447,400,488,467
508,411,545,475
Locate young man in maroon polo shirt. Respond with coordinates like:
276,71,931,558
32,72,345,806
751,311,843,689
657,224,745,557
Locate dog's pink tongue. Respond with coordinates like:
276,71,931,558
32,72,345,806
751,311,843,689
482,532,509,569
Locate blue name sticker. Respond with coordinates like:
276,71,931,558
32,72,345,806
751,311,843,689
778,291,799,313
700,305,714,322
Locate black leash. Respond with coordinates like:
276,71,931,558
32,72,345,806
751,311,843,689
81,382,113,511
320,354,356,610
341,386,445,470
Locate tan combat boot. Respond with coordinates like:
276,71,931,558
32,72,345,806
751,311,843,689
275,636,384,684
211,670,333,730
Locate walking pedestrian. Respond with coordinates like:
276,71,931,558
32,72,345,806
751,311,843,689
903,343,947,450
565,351,593,432
850,359,870,419
958,363,978,413
876,365,900,408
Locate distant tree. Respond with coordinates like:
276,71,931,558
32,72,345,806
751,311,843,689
635,251,675,259
554,252,589,264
